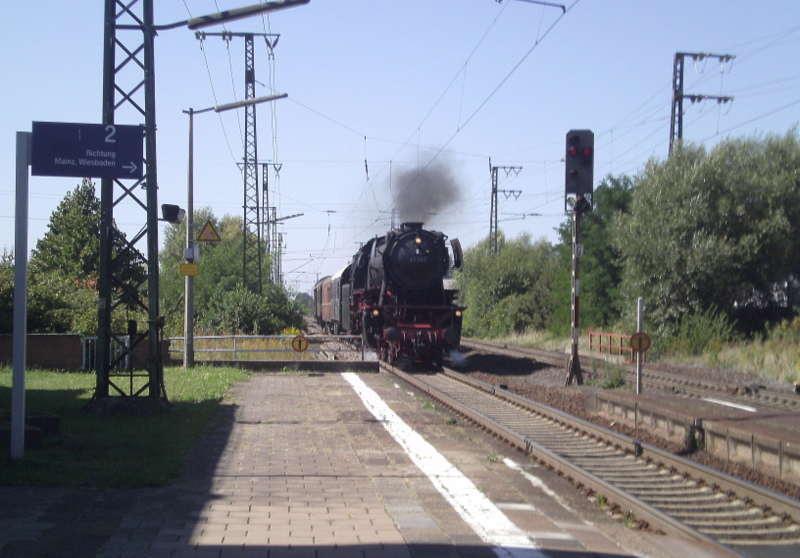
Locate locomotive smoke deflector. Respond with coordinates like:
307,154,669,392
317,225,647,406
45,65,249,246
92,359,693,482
450,238,463,271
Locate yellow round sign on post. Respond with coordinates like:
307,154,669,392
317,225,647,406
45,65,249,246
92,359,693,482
630,332,651,354
291,335,309,353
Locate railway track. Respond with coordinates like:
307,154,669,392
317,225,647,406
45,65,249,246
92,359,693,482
461,338,800,412
382,362,800,554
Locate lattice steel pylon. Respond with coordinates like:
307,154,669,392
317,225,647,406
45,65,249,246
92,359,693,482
95,0,165,401
262,165,272,261
197,31,280,294
242,33,263,294
269,207,279,284
669,51,735,155
488,161,522,254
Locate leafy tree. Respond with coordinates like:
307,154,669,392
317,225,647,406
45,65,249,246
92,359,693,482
159,208,302,336
294,292,313,315
0,250,125,336
9,179,146,335
30,178,145,285
207,283,305,335
614,131,800,335
0,249,13,334
29,178,102,280
551,175,634,333
456,232,558,337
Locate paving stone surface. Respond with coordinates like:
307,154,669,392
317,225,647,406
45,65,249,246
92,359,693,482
1,371,739,557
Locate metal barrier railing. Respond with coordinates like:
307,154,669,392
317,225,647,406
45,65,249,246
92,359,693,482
168,334,364,361
81,336,131,371
587,330,645,363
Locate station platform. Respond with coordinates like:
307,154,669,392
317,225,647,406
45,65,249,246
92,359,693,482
1,371,739,557
588,389,800,485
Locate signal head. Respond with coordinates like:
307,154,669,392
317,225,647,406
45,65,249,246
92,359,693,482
564,129,594,197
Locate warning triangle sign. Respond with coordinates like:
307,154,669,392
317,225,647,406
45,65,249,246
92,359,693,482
197,220,221,242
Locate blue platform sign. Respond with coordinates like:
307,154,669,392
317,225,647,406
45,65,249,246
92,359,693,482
31,121,144,179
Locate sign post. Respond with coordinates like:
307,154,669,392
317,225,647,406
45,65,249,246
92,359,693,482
11,121,145,458
12,132,31,461
630,298,650,394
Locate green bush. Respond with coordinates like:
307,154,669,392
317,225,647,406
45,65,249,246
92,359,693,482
207,284,305,335
587,358,628,389
457,233,557,338
659,306,737,356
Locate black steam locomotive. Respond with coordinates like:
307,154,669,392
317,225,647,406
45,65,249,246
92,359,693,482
314,222,464,368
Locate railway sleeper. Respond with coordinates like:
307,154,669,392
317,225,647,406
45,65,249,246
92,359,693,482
598,471,684,483
602,478,688,489
707,524,800,542
532,444,614,455
687,516,784,530
613,482,703,494
575,467,671,479
611,476,703,486
639,493,732,506
547,450,622,461
674,508,765,521
563,453,633,464
631,491,725,502
656,503,753,516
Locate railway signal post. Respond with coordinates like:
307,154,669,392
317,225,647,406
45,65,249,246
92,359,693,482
564,130,594,386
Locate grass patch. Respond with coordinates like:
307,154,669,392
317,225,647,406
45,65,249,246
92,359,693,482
0,365,249,488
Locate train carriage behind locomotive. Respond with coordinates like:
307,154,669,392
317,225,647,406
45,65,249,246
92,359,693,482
314,222,464,367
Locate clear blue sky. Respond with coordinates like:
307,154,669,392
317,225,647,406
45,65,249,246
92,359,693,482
3,1,800,294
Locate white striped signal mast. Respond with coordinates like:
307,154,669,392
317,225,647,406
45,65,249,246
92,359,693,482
564,130,594,386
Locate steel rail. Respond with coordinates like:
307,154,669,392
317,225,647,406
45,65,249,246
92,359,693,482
441,368,800,521
382,362,800,552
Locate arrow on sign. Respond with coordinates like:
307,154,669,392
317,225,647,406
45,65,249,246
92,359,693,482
123,162,138,174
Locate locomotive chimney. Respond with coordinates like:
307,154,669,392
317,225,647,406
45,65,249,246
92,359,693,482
401,222,424,231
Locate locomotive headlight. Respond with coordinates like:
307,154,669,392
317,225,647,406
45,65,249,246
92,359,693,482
455,310,462,318
415,236,422,245
372,309,380,316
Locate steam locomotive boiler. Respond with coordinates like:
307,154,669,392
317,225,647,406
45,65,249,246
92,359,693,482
314,222,464,368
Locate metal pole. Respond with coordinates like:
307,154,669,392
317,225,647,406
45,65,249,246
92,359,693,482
636,297,643,394
490,165,498,253
184,109,195,368
11,131,31,461
143,0,163,398
182,94,285,366
566,209,582,385
565,195,588,386
97,0,116,399
669,53,684,155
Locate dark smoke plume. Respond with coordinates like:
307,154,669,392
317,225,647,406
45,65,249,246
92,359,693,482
392,160,462,224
